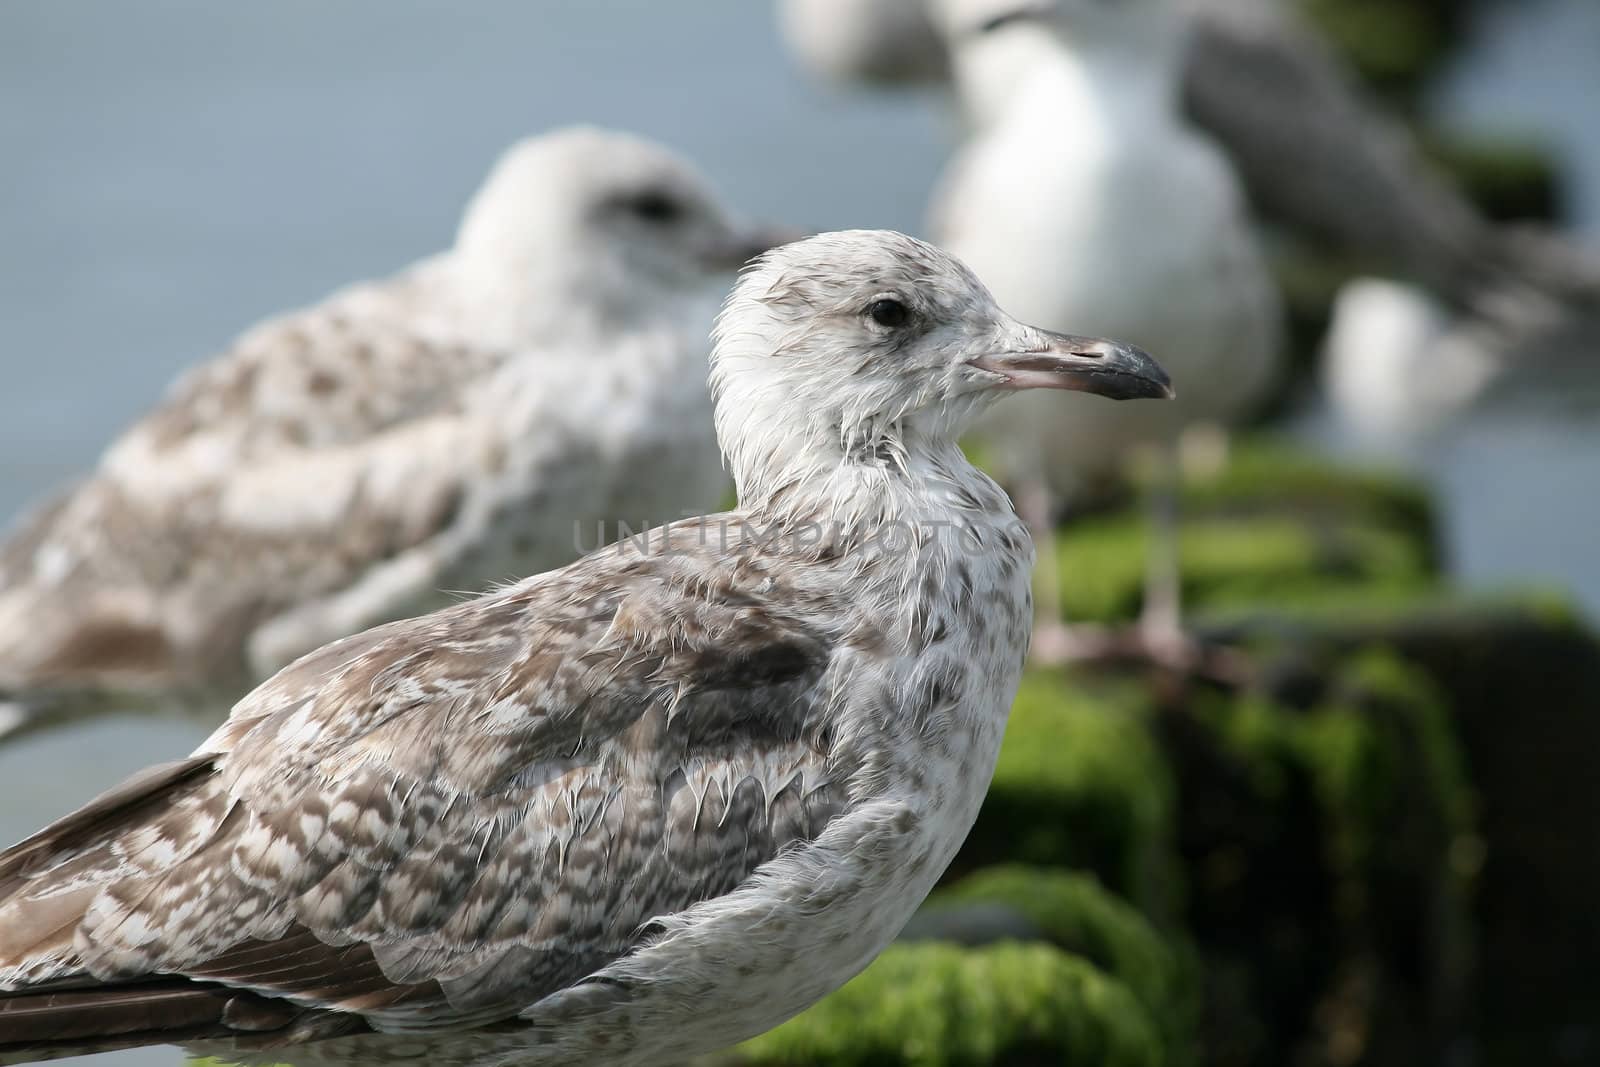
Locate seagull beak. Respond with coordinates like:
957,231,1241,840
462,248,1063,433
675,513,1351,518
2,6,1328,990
701,224,809,272
964,2,1059,38
970,330,1175,400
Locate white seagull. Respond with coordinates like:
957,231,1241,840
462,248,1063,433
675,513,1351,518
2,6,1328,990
783,0,1600,486
929,0,1280,662
780,0,1600,379
0,230,1171,1065
777,0,948,86
0,126,783,738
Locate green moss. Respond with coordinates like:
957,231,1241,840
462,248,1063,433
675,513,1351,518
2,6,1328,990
1202,585,1585,636
1045,441,1440,625
1191,645,1477,1041
925,867,1200,1063
965,672,1177,917
1208,649,1471,879
1173,442,1436,544
727,941,1164,1067
1162,640,1482,1065
1055,514,1433,625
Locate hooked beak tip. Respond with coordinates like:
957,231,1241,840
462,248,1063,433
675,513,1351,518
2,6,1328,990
973,332,1174,401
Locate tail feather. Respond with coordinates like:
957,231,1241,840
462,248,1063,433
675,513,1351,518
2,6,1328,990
0,978,359,1064
0,755,212,898
0,756,215,992
0,980,242,1050
0,757,372,1063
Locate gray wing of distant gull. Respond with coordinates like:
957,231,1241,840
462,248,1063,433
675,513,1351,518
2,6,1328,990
777,0,1600,361
1182,0,1600,349
1181,0,1496,300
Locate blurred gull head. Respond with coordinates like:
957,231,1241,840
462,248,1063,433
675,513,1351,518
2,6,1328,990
933,0,1187,125
778,0,949,85
454,126,787,329
710,229,1170,506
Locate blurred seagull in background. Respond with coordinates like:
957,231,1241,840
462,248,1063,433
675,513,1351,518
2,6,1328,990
0,230,1170,1066
1320,278,1502,444
779,0,943,89
1188,0,1600,437
1180,0,1600,329
778,0,949,86
0,126,786,741
929,0,1281,666
1321,274,1600,445
779,0,1600,421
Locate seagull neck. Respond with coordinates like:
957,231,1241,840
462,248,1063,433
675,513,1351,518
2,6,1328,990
974,38,1183,135
735,433,1006,549
450,245,695,349
953,23,1184,131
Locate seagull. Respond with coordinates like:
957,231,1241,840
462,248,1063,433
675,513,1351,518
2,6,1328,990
777,0,948,86
778,0,1600,374
0,229,1172,1066
928,0,1280,664
0,126,784,739
1321,273,1600,445
1320,277,1503,444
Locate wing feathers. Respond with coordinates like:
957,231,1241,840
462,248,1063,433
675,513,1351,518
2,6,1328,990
0,756,212,897
0,532,847,1055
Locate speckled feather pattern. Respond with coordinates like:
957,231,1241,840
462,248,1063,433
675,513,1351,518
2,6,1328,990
0,127,737,713
0,231,1047,1066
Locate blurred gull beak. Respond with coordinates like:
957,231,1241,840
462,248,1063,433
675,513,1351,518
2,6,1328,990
970,329,1175,401
964,2,1059,38
701,224,810,271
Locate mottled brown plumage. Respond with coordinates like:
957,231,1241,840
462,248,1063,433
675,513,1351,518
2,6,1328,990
0,230,1169,1065
0,126,775,735
2,523,845,1048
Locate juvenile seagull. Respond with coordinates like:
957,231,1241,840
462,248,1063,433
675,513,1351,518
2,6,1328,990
0,230,1171,1065
930,0,1280,662
0,126,780,736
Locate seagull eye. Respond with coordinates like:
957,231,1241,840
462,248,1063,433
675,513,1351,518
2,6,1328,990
628,191,684,224
867,298,910,329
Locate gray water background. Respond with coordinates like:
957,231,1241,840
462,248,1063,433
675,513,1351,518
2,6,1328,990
0,3,1594,1064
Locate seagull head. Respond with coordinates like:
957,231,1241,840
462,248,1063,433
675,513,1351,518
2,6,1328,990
454,127,791,327
934,0,1185,124
937,0,1179,46
711,230,1170,506
778,0,950,86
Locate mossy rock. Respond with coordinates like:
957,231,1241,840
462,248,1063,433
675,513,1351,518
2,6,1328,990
1212,597,1600,1060
1162,645,1477,1066
721,941,1165,1067
916,866,1201,1064
1052,441,1440,625
958,671,1179,919
1169,443,1434,537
